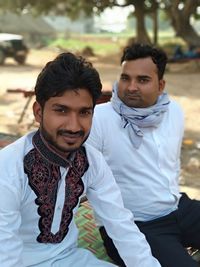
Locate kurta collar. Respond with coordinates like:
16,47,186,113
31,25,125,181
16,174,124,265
33,130,76,168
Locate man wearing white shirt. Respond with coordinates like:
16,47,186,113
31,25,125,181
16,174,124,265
87,43,200,267
0,52,161,267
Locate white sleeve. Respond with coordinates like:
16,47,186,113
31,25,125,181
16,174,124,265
87,112,104,152
86,154,161,267
0,179,25,267
176,102,185,179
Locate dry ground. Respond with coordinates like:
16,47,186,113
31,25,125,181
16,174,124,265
0,48,200,198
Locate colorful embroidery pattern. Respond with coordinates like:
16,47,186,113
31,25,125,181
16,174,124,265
24,131,88,243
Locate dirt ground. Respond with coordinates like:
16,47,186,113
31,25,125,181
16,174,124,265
0,48,200,196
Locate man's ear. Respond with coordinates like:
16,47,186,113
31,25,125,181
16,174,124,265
33,101,42,123
158,79,165,95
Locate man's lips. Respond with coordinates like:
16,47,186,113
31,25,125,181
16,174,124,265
58,131,84,144
60,132,82,138
58,129,84,138
126,94,140,99
58,134,81,145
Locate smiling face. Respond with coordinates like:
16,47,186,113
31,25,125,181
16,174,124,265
118,57,165,108
33,88,94,156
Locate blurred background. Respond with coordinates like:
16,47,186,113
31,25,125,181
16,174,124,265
0,0,200,196
0,0,200,60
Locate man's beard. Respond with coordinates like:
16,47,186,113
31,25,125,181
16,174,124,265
40,124,89,155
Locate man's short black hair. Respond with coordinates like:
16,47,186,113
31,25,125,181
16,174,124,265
121,43,168,80
35,52,102,107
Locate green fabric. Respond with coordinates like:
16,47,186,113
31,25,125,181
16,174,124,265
75,201,112,262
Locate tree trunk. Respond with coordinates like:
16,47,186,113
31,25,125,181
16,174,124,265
165,0,200,46
152,8,158,45
173,15,200,46
150,0,159,46
134,1,151,44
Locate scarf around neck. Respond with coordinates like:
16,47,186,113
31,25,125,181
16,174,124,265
24,130,89,243
111,82,170,149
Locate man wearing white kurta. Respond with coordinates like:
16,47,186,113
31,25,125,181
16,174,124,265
87,44,200,267
0,52,161,267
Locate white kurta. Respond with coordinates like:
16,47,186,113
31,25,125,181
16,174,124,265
0,131,161,267
87,99,184,222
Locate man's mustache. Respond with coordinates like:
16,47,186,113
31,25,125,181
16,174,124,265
57,129,85,137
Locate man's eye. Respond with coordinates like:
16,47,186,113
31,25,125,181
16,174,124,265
121,76,129,81
54,108,66,113
139,78,148,83
80,110,92,116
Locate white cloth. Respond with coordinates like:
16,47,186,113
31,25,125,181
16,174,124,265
87,99,184,222
111,82,170,148
0,131,161,267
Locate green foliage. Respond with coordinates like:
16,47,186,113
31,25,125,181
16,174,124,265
0,0,199,45
0,0,97,17
48,36,123,56
47,32,187,58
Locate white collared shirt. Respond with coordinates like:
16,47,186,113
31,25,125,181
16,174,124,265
87,99,184,222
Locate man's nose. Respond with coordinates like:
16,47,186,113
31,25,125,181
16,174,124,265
127,80,138,91
65,113,81,132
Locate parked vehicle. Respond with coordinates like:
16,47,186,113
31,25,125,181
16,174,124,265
0,33,28,65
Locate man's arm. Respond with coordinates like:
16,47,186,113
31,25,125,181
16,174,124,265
85,150,161,267
0,178,24,267
173,100,185,181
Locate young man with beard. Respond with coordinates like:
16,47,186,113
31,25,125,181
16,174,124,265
87,43,200,267
0,52,161,267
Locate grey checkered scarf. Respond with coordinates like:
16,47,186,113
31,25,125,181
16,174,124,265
111,82,170,149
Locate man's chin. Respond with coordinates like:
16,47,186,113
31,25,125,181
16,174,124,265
46,138,81,155
55,144,80,154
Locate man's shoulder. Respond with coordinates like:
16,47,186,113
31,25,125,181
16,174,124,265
83,143,106,179
95,102,112,113
0,131,35,162
84,142,102,158
0,131,35,185
94,102,116,120
164,99,184,129
169,99,184,115
84,142,105,166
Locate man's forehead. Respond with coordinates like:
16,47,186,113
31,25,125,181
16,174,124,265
121,58,158,75
45,90,93,108
121,57,156,66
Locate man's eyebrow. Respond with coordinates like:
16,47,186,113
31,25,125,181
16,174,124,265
82,106,93,110
120,73,130,77
137,75,151,79
52,103,68,108
79,107,94,112
52,103,93,110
